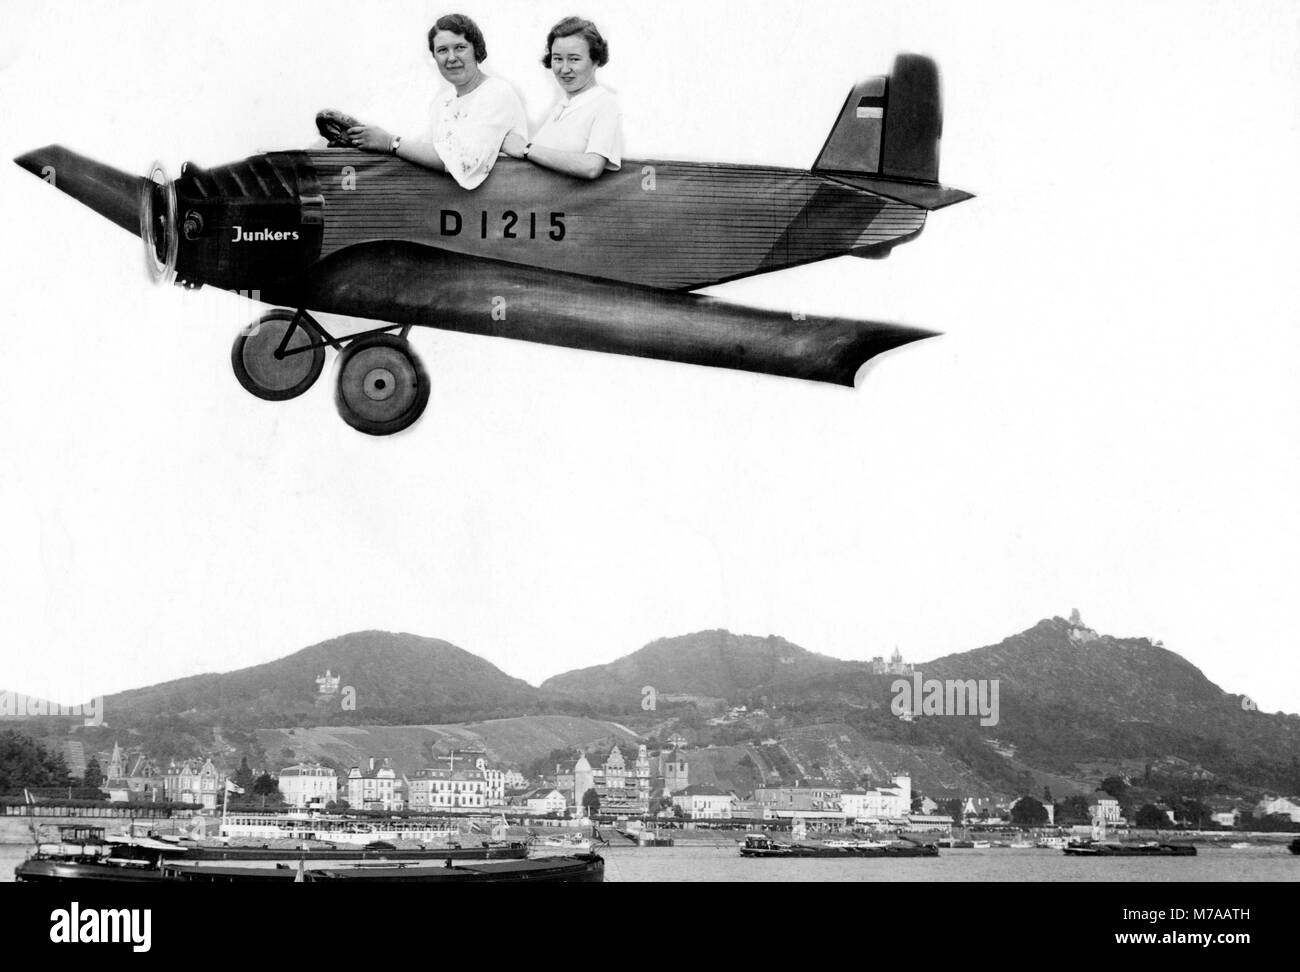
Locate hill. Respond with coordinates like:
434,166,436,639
541,629,862,704
922,616,1300,783
746,617,1300,795
102,631,546,729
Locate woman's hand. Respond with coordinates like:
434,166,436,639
346,124,395,153
501,132,528,159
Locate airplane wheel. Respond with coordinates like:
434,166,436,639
334,333,430,436
231,309,325,401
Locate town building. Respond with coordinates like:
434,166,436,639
1089,794,1124,825
672,784,735,820
559,746,686,811
961,796,1003,820
408,761,488,811
555,759,578,800
102,741,164,803
752,784,843,814
840,775,911,821
1258,796,1300,823
475,759,509,804
592,745,653,814
517,788,567,816
163,758,223,809
502,769,526,791
278,763,338,809
905,814,954,831
346,757,403,811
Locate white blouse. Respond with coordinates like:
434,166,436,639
426,76,528,189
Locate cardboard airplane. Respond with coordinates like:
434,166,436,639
15,54,971,435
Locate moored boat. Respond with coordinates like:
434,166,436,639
133,838,529,862
528,833,595,855
14,823,584,883
739,833,938,858
16,847,604,883
301,854,604,883
1062,840,1196,857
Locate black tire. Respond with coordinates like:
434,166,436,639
334,333,430,436
231,309,325,401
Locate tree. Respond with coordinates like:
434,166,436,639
1135,804,1167,829
1100,776,1128,800
939,798,964,822
1056,794,1092,825
82,756,104,790
233,757,255,793
1042,785,1053,804
252,772,283,808
581,788,600,815
0,730,74,790
1010,796,1048,827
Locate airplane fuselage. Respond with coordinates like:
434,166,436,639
175,149,926,294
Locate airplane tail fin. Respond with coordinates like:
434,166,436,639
814,54,972,210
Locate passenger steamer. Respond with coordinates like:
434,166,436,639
218,810,467,845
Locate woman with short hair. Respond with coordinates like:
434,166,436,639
504,17,622,180
347,13,527,190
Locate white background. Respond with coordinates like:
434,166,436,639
1,0,1297,713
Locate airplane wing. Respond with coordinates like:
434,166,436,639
258,240,935,386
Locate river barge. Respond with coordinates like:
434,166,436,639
739,833,938,858
1062,840,1197,857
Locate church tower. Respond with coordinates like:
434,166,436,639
662,749,689,795
635,745,652,805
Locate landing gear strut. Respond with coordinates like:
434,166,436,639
230,308,430,435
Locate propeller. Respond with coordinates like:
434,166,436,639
140,161,177,285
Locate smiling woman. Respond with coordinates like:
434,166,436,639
504,16,623,180
345,12,528,190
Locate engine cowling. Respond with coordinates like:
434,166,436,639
142,152,324,291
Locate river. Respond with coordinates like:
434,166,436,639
2,841,1296,882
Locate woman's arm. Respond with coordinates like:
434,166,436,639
347,124,446,172
397,139,446,171
522,143,608,180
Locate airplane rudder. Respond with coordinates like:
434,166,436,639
814,53,942,183
881,53,942,183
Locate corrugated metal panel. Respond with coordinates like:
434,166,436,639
307,151,924,290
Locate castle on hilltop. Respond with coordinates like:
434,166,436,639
870,648,913,675
315,670,341,697
1067,609,1099,644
